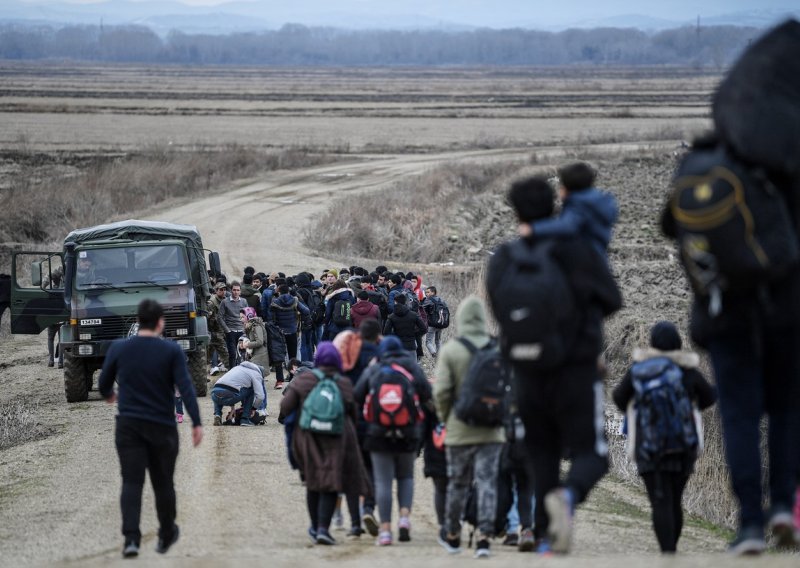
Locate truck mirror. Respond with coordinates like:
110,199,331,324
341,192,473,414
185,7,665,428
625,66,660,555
209,252,221,278
31,261,42,287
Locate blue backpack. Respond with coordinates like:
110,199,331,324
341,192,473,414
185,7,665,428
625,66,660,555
631,357,698,467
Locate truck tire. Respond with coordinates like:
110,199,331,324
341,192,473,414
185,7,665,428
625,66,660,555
188,348,208,397
64,351,90,403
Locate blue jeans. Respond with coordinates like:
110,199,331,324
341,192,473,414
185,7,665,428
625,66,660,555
708,325,800,529
211,386,254,419
300,329,314,362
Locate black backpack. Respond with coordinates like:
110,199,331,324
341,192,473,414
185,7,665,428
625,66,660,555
669,142,799,311
299,288,325,327
453,338,511,428
401,289,420,313
631,357,699,468
332,298,353,328
366,289,388,321
490,239,580,371
429,298,450,329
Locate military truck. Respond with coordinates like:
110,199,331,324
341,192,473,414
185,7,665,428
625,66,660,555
10,220,221,402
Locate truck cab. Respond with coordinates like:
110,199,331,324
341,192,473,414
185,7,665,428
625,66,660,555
10,220,221,402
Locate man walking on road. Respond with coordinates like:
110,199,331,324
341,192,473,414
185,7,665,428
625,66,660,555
99,299,203,559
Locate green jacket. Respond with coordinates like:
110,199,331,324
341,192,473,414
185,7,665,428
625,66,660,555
433,295,505,446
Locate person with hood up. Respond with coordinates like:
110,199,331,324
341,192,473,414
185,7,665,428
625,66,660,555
613,321,716,554
239,307,270,418
295,272,323,362
351,290,380,329
519,162,617,262
354,335,432,546
434,296,506,558
323,280,355,341
279,343,370,546
383,294,427,356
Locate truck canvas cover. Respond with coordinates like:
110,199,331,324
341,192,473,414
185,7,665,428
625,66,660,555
65,220,209,292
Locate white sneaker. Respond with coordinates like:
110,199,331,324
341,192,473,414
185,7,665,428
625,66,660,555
257,409,269,418
210,366,220,376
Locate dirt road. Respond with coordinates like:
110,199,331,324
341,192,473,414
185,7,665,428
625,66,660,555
0,146,765,567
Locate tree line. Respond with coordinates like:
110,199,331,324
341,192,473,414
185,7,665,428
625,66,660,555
0,22,761,66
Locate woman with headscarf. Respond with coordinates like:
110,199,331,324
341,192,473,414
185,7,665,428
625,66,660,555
279,342,370,546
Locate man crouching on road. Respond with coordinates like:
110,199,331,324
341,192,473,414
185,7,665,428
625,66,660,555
99,299,203,559
210,360,266,426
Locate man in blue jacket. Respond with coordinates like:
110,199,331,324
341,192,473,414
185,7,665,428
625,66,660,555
99,299,203,559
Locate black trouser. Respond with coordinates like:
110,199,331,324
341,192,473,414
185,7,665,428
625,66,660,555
515,364,609,539
432,475,448,528
284,332,298,362
115,416,179,545
641,471,690,553
307,490,338,531
47,324,63,366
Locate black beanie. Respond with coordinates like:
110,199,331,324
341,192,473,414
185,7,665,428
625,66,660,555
650,321,682,351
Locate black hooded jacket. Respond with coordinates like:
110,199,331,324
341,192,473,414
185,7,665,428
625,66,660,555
383,304,427,351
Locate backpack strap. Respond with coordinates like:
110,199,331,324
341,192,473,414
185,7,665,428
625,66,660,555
389,363,415,383
457,337,478,354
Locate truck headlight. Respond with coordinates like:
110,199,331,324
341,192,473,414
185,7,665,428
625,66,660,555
79,333,92,341
176,340,191,351
78,345,94,356
176,328,189,336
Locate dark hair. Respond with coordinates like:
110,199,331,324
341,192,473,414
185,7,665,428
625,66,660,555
230,280,241,290
375,265,388,274
359,319,381,342
243,266,255,276
274,278,287,287
278,284,289,295
278,272,286,278
361,274,372,285
256,272,267,281
406,272,416,280
650,321,682,351
288,358,301,369
242,274,253,285
328,280,346,292
395,293,407,305
428,285,437,295
357,290,369,300
390,274,402,285
507,176,555,223
137,299,163,330
558,162,596,192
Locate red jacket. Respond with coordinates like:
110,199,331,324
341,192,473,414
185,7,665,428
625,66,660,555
351,299,380,328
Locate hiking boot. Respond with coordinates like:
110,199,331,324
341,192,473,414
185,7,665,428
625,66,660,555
545,487,575,554
502,532,519,546
57,361,63,369
768,509,799,549
346,526,364,540
176,413,184,424
437,527,461,554
156,525,180,554
362,512,379,537
47,358,55,368
518,528,535,552
474,538,490,559
213,415,222,426
122,540,139,558
535,538,554,556
274,381,285,390
308,527,317,544
398,516,411,542
377,531,393,546
316,529,336,545
728,526,766,556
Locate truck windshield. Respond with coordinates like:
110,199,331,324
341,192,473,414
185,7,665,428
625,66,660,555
76,245,189,290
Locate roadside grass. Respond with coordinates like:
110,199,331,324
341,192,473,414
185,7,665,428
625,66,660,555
0,144,338,251
0,399,52,451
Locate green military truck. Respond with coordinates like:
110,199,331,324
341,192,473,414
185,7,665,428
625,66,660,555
10,220,221,402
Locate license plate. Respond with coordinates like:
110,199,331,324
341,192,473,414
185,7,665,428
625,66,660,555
80,318,102,326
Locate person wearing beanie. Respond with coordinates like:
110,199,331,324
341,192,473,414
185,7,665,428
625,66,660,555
613,321,716,554
354,333,431,546
352,290,380,328
279,341,370,547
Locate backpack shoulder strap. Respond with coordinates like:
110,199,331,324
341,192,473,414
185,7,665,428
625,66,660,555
389,363,415,383
457,337,478,354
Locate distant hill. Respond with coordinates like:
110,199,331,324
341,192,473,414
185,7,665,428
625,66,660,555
1,0,798,34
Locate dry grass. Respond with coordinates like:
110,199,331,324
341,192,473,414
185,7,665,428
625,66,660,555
0,399,51,450
0,145,336,249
